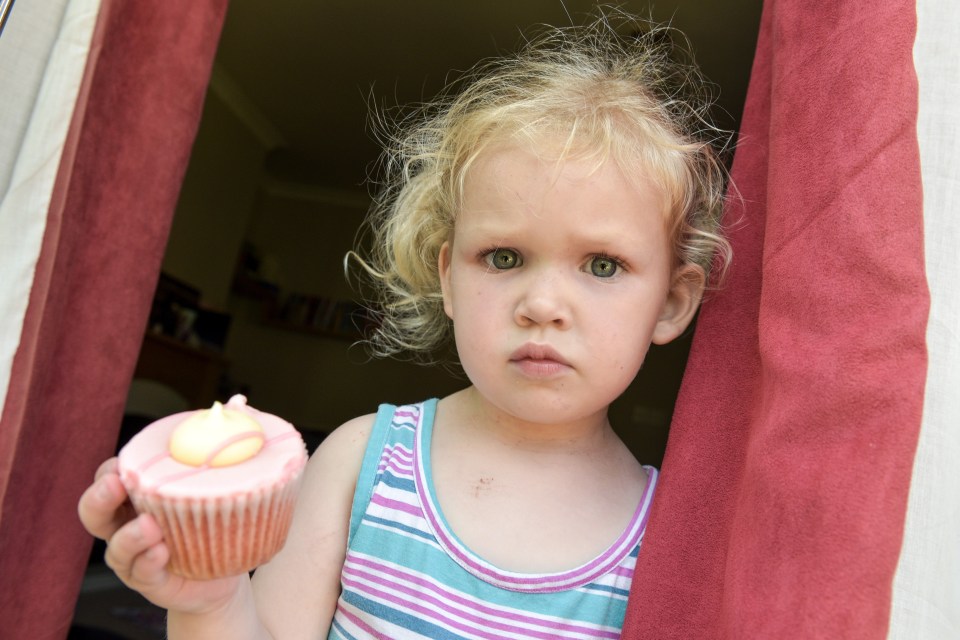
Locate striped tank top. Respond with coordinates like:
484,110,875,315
328,400,658,640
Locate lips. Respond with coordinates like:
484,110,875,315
509,343,571,377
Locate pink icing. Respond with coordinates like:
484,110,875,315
118,396,308,499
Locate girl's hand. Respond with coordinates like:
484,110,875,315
77,458,247,616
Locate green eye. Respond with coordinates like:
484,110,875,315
488,248,520,270
590,255,620,278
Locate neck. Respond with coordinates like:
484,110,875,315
441,386,618,455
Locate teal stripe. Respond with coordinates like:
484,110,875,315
379,470,416,492
342,591,466,640
362,513,436,542
582,582,632,598
348,403,398,544
328,616,358,640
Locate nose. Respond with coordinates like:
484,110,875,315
514,269,571,329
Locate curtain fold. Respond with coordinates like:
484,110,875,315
0,0,229,636
622,1,927,637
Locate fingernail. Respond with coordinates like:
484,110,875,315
95,479,110,500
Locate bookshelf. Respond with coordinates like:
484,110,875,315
231,269,374,342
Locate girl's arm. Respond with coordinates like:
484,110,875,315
79,413,374,640
169,413,376,639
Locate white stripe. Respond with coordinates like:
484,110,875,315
361,518,443,551
889,1,960,638
390,412,419,431
363,499,429,533
375,481,422,510
378,444,414,472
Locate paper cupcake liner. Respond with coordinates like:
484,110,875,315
129,471,303,580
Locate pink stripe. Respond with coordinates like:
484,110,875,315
381,443,413,461
379,465,413,483
336,603,391,639
377,459,412,474
390,410,419,429
377,446,413,472
139,450,170,472
343,573,558,640
370,494,423,518
380,459,414,478
344,557,619,639
200,430,265,466
343,573,512,640
610,565,634,579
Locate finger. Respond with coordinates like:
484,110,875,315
78,471,135,541
133,539,171,582
128,517,172,587
104,513,165,587
93,457,119,482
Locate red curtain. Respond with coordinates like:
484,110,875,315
623,1,927,638
0,1,228,637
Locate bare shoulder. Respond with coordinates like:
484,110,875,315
309,413,376,471
279,411,377,532
251,412,376,638
293,412,376,512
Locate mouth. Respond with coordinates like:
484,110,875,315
509,343,571,377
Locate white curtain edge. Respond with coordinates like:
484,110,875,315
888,0,960,638
0,0,103,422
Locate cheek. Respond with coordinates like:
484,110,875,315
457,278,503,315
602,337,652,399
605,339,650,372
452,320,498,385
592,306,657,364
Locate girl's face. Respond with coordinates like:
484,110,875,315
438,143,702,427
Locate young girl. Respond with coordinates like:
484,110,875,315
79,14,730,639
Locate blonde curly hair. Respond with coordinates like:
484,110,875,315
351,13,732,361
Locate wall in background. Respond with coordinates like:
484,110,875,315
162,89,266,309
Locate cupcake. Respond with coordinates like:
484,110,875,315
118,395,308,580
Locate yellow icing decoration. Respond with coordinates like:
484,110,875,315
169,401,265,467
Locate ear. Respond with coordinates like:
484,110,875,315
438,241,454,319
652,264,706,345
